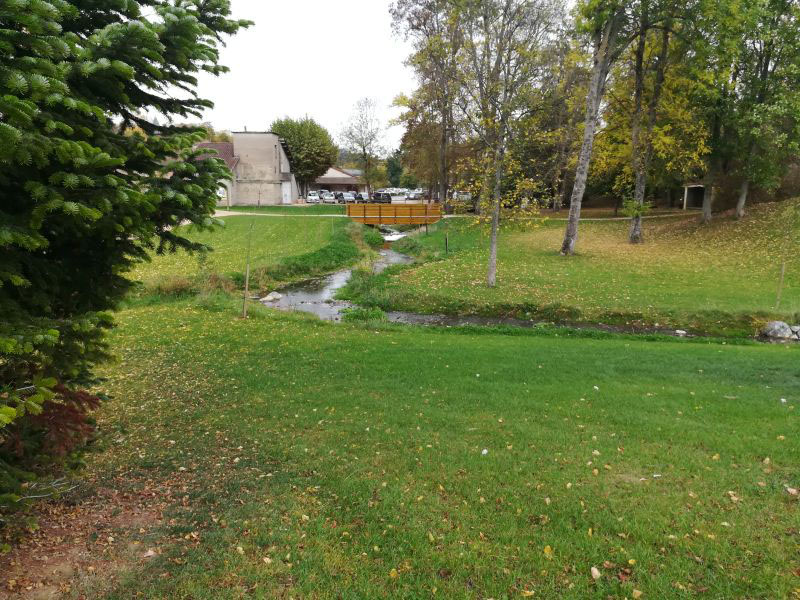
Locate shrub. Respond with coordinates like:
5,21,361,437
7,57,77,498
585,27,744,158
1,386,102,512
363,226,385,249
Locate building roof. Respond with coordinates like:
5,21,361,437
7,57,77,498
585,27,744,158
196,142,239,170
315,166,362,185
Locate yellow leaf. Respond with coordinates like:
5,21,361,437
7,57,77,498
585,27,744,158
543,545,554,560
389,568,399,579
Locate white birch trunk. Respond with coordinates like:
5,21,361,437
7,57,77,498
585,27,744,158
560,17,620,255
735,179,749,219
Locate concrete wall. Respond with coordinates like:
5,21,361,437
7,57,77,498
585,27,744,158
231,132,297,205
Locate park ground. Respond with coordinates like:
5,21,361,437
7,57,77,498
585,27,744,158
2,203,799,599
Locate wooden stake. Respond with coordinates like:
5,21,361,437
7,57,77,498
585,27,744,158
242,219,255,318
776,261,786,309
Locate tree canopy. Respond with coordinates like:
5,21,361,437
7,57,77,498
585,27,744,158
270,117,337,195
0,0,249,504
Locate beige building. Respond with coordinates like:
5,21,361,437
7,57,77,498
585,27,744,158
198,131,300,206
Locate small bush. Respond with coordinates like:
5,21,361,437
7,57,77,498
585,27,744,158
1,385,102,512
199,272,236,294
148,277,196,297
362,226,384,249
392,236,423,256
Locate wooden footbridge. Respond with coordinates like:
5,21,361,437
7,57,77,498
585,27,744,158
346,203,442,226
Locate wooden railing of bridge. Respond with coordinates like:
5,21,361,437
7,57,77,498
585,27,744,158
346,203,442,225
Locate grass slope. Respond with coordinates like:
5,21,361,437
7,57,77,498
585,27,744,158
348,202,800,336
128,216,372,295
81,295,799,599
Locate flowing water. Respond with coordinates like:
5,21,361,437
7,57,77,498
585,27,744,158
261,227,697,337
263,227,413,322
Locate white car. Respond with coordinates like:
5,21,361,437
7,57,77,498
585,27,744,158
341,192,356,203
306,191,320,204
321,192,337,204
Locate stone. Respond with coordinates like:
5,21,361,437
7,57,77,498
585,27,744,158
261,292,283,303
675,329,687,337
791,325,800,333
761,321,794,339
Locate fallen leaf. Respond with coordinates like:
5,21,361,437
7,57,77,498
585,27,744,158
590,566,601,580
543,545,554,560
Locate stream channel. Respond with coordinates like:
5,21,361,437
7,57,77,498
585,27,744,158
262,227,579,330
261,227,696,336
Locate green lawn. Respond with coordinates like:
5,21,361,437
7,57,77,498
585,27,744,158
128,215,342,291
75,295,799,598
222,204,346,215
350,202,800,336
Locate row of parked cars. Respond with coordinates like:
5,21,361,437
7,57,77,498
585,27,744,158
306,188,429,204
306,190,370,204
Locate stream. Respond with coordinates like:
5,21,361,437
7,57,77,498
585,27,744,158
261,227,697,337
264,226,413,322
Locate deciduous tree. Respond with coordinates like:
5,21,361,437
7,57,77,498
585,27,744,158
340,98,385,194
560,0,634,255
270,117,337,197
458,0,561,286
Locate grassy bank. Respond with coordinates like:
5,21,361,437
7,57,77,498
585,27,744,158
129,215,376,297
46,295,799,598
344,202,800,336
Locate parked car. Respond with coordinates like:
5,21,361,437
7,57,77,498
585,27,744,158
321,192,337,204
306,191,320,204
372,191,392,203
356,192,370,202
341,192,356,203
334,191,344,201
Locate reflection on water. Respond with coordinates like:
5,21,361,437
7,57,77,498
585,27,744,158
263,245,413,321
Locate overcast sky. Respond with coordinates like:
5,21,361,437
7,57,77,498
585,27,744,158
190,0,417,151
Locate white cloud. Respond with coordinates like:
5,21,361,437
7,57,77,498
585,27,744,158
190,0,417,150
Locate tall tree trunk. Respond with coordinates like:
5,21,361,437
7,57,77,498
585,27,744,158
735,179,749,219
630,22,670,244
560,16,621,255
438,114,448,206
487,143,505,288
701,180,715,224
628,21,647,244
